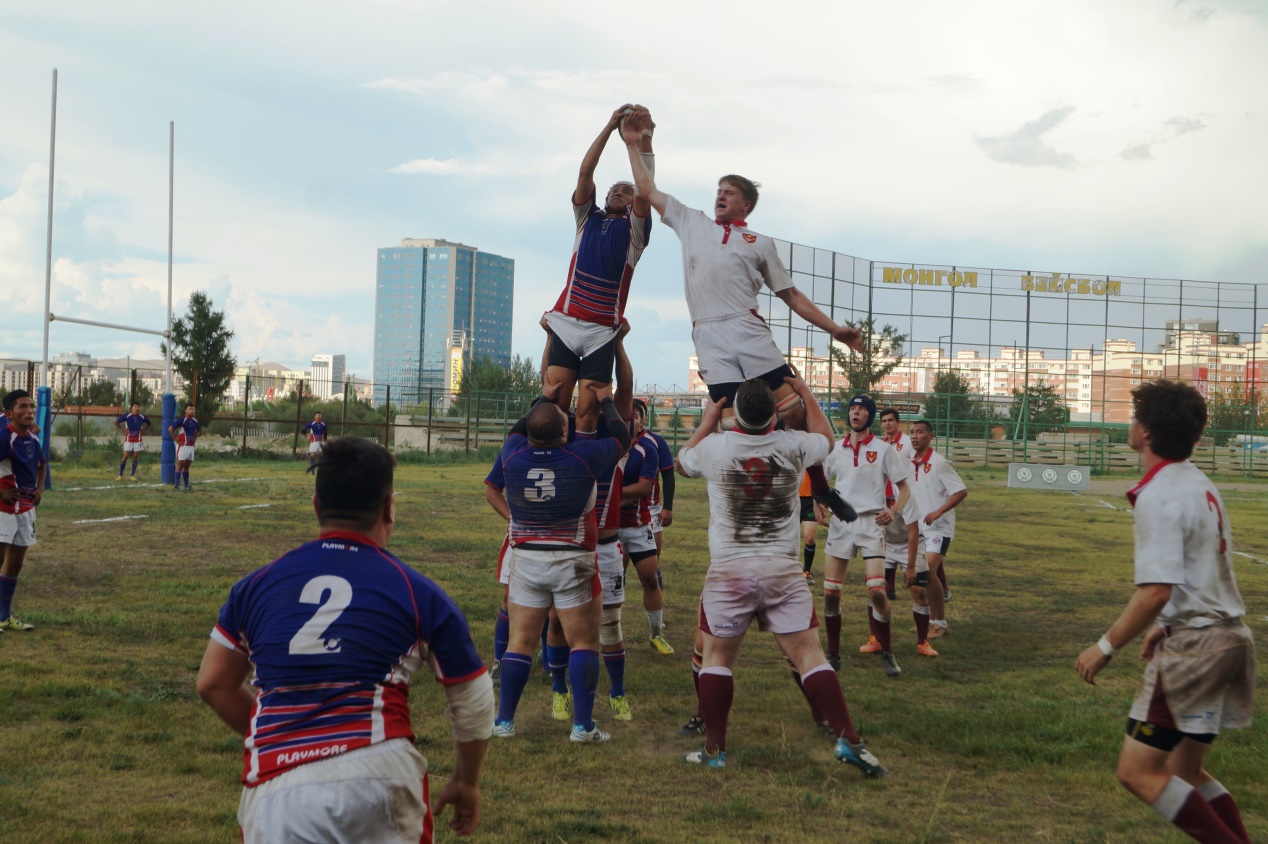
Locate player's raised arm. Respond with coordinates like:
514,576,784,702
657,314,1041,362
622,109,666,216
574,104,633,206
774,288,863,352
785,370,833,452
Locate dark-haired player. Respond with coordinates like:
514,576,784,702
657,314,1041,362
197,437,493,842
621,400,671,654
640,405,676,594
115,402,151,480
1076,380,1255,844
492,383,631,743
0,390,45,633
878,406,912,599
676,374,884,776
168,405,200,491
541,105,655,438
301,412,328,469
620,111,861,525
906,420,966,639
815,395,910,678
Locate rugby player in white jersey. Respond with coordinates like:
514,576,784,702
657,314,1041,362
882,490,938,657
675,373,885,776
619,109,860,526
878,406,913,599
813,395,910,678
905,420,967,639
1076,380,1255,844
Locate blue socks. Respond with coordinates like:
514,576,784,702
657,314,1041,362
568,648,600,730
547,644,570,694
0,575,16,620
496,651,533,724
493,608,509,664
603,649,626,698
119,460,126,476
130,460,138,477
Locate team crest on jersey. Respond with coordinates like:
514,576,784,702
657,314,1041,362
742,232,756,243
894,443,904,451
866,451,877,463
923,463,931,474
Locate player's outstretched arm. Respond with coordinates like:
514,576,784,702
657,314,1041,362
622,111,666,216
675,395,725,476
774,289,863,352
574,104,632,206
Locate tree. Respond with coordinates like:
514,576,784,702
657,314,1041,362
450,355,541,419
65,379,124,408
829,317,907,396
161,291,237,427
1204,382,1265,444
928,370,996,438
1008,382,1069,440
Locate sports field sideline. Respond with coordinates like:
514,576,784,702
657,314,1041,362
1,459,1264,843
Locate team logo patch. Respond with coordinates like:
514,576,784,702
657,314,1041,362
895,443,904,451
742,232,756,243
865,451,877,463
923,463,932,474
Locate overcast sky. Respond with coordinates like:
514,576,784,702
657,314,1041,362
2,0,1266,387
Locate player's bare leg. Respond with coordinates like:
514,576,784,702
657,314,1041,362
573,378,605,438
926,552,947,638
626,552,670,653
545,365,579,420
821,554,848,669
1116,735,1248,843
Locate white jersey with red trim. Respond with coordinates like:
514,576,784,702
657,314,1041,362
677,429,830,563
822,433,909,516
883,432,913,457
660,194,794,322
909,448,966,537
1127,460,1245,628
210,531,486,787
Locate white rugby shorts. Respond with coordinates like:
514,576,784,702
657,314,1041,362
543,311,621,359
699,559,817,638
649,503,664,534
0,511,36,547
922,533,952,556
238,738,433,844
496,536,513,586
691,310,787,385
308,441,324,454
1129,622,1255,736
618,525,657,558
597,539,626,605
825,513,885,560
508,546,599,610
177,445,196,462
123,441,144,453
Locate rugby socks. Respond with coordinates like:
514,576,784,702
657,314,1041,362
803,542,816,574
546,644,570,695
656,568,664,590
118,459,126,477
787,658,825,724
0,575,17,620
698,667,734,754
184,470,191,489
496,651,533,724
130,460,138,477
913,603,930,643
493,608,509,664
1153,776,1243,844
690,647,703,717
603,649,626,698
870,605,892,653
1199,781,1250,844
824,612,842,660
647,609,664,638
568,648,600,730
800,665,860,743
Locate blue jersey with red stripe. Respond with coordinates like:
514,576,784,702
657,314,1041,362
174,416,200,445
211,531,485,786
552,201,652,327
619,438,658,527
497,433,622,550
644,430,673,508
303,421,328,442
0,427,43,515
116,412,150,442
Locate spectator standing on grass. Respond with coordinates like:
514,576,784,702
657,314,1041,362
115,402,151,480
0,390,45,633
1076,380,1255,844
168,405,200,491
197,437,493,843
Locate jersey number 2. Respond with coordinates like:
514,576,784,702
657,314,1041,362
289,576,352,655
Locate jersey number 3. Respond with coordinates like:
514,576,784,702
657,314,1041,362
289,576,352,655
524,468,557,501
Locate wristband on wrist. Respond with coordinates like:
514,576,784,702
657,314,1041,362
1096,635,1115,658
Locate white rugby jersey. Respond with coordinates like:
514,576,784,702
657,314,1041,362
822,433,909,516
883,431,913,457
678,429,830,564
660,194,794,322
1127,460,1245,628
908,448,966,538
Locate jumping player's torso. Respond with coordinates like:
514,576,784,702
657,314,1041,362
554,201,651,327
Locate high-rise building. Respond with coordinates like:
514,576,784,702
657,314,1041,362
372,238,514,404
309,353,347,400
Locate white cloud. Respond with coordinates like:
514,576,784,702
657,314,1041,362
976,107,1080,169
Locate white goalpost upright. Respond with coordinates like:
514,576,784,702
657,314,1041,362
37,70,178,484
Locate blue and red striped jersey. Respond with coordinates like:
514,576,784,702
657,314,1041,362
551,201,651,327
173,416,200,445
302,421,328,442
116,412,150,442
0,428,43,515
210,531,486,786
497,433,622,550
619,439,658,527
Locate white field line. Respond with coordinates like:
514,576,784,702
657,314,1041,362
1234,551,1267,566
237,504,271,510
71,515,149,525
61,477,265,492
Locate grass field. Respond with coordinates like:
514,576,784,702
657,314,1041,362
1,456,1265,843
